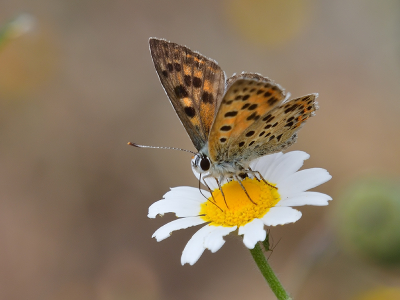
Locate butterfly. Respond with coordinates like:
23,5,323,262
133,38,318,192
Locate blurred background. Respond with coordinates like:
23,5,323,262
1,0,400,299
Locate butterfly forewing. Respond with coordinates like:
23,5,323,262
149,38,225,151
208,73,286,162
227,94,318,162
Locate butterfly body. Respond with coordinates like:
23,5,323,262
149,38,318,184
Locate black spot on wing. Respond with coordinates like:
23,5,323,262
202,92,214,104
220,125,232,131
247,112,257,121
224,111,238,117
174,63,181,72
184,75,191,86
193,77,202,88
263,114,272,121
174,85,188,98
184,106,196,118
241,103,250,110
284,104,299,114
267,97,278,105
167,63,173,72
245,131,255,137
266,116,275,123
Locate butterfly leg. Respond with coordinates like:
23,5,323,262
234,175,257,205
198,173,210,200
200,173,223,212
199,174,226,212
247,167,277,190
216,176,229,209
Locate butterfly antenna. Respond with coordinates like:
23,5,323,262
128,142,196,155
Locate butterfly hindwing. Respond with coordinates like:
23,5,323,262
208,73,286,162
149,38,225,151
227,94,319,162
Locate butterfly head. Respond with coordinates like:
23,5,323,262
192,153,212,174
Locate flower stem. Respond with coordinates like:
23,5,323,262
249,242,292,300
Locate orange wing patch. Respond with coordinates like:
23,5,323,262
208,74,286,162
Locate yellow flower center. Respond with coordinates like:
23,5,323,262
199,178,280,227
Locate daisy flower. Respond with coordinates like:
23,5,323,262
148,151,332,266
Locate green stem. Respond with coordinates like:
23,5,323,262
249,242,292,300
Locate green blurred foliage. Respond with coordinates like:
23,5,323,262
336,178,400,266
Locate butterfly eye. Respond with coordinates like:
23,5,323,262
200,157,210,171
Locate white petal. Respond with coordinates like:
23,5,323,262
277,192,332,207
238,218,266,249
204,226,237,252
152,217,206,242
250,153,282,177
261,207,302,226
267,151,310,184
181,224,215,265
262,151,306,183
148,198,201,218
165,186,210,202
278,168,332,199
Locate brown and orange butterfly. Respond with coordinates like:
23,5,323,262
132,38,318,190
